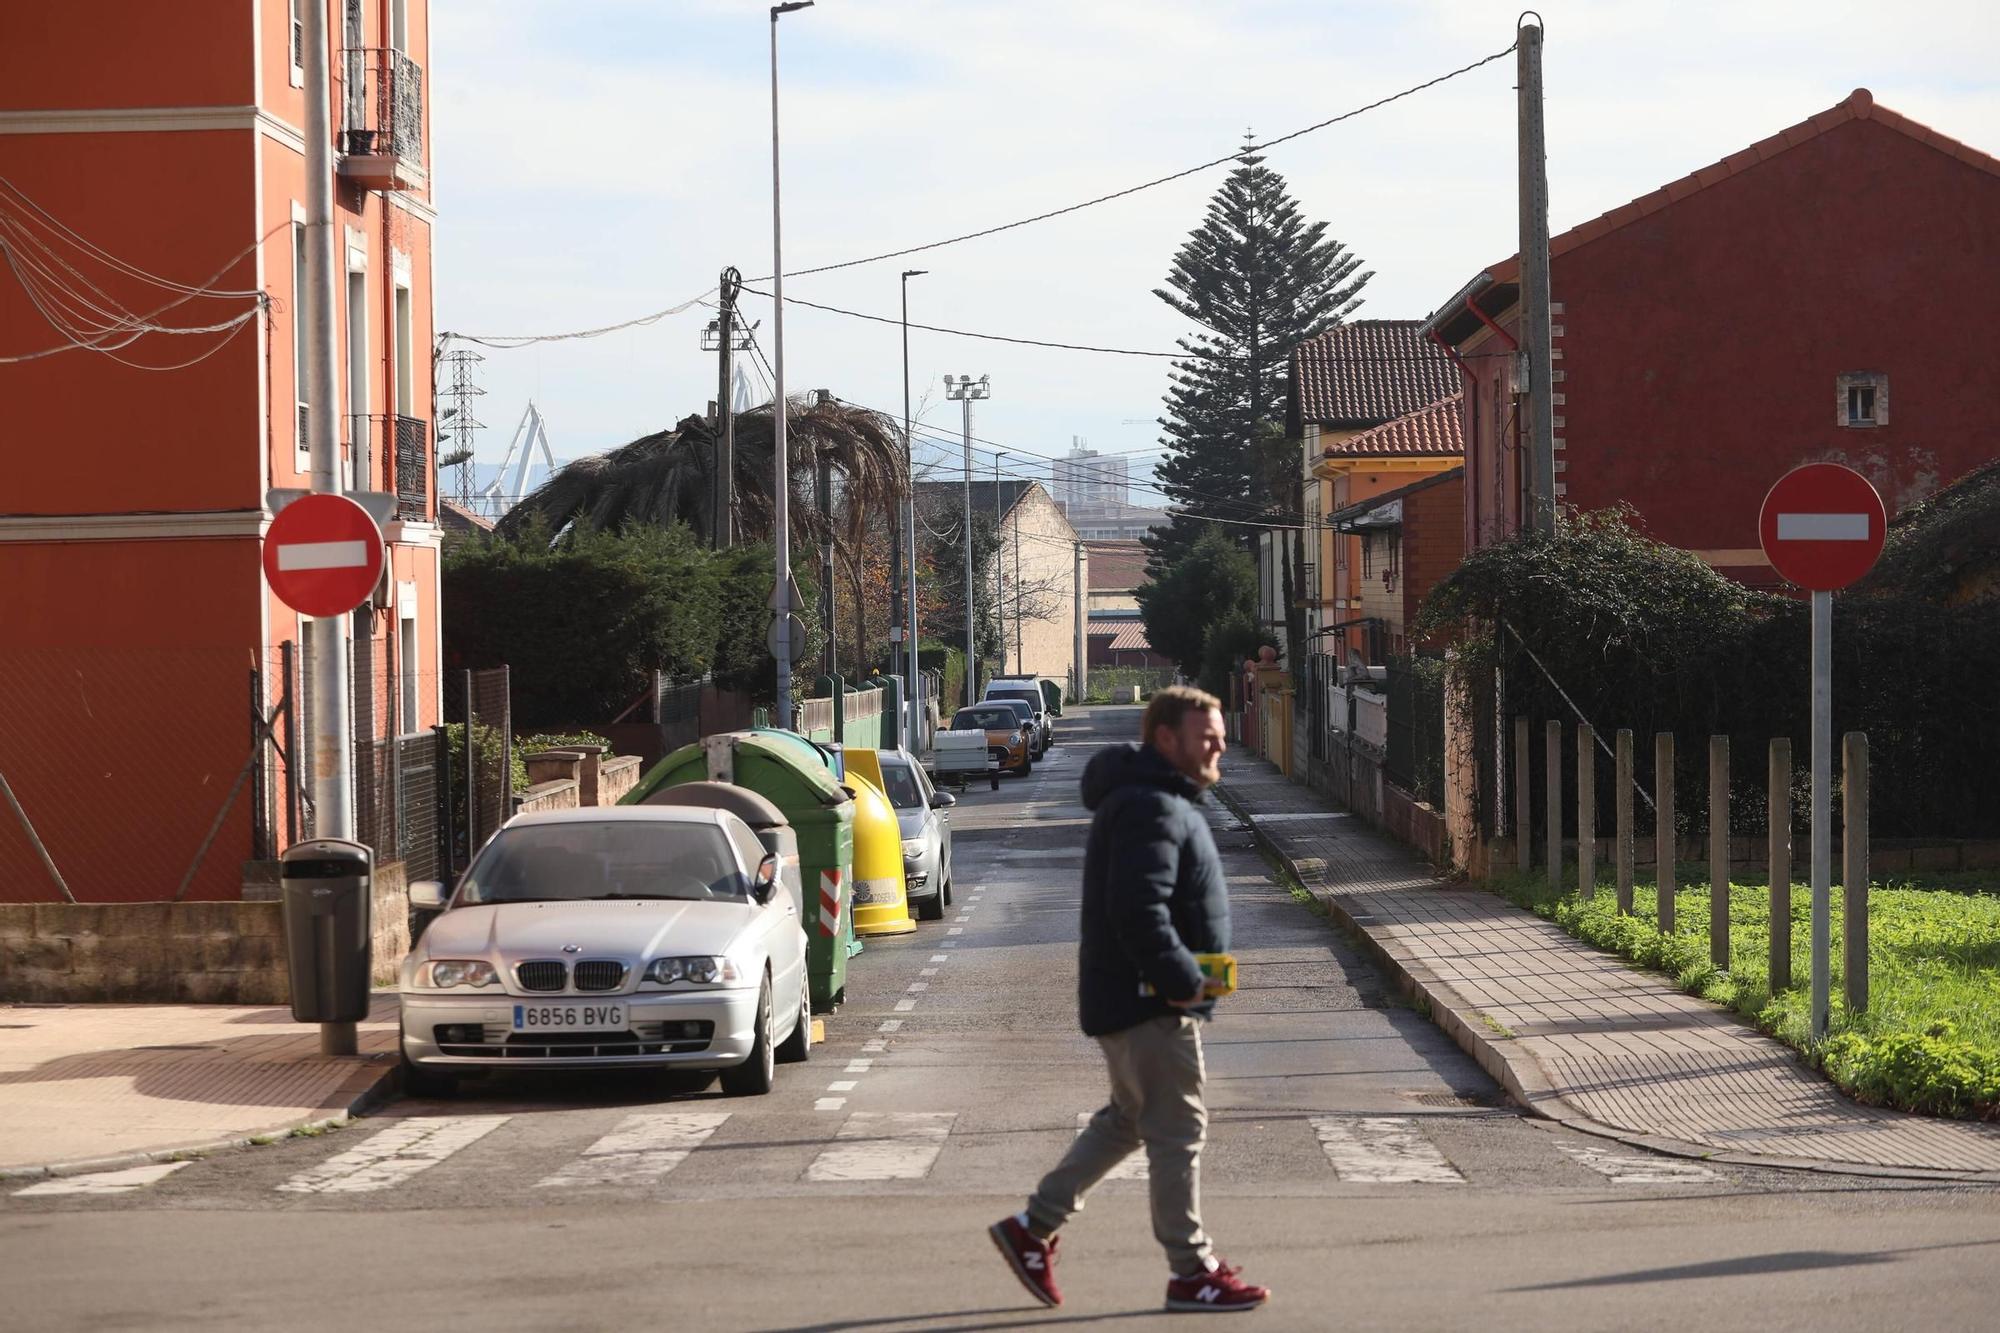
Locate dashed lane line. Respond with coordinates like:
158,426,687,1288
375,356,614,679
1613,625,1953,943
534,1112,729,1189
13,1162,190,1197
1558,1142,1722,1185
276,1116,509,1195
1310,1116,1465,1185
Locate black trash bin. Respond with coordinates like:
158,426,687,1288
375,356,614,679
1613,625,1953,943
280,838,374,1024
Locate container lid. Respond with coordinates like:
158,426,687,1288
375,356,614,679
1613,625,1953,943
641,780,789,830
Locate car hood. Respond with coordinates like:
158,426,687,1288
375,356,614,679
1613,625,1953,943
420,899,758,966
894,810,926,837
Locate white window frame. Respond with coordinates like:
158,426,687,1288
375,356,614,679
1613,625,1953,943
392,260,415,418
398,587,420,735
391,0,409,52
1837,372,1889,428
290,204,310,471
345,238,370,494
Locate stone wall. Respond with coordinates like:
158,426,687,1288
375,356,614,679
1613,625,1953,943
1,863,412,1004
600,755,641,805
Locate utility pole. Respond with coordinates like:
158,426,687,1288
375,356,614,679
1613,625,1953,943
768,2,813,726
706,266,744,548
1073,539,1086,706
817,449,836,678
1517,15,1556,535
1013,486,1023,672
944,374,989,706
993,451,1005,675
301,0,356,1057
900,270,926,749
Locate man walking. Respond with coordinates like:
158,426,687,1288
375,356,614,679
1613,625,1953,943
990,686,1270,1314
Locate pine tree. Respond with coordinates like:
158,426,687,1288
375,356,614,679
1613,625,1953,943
1145,150,1371,571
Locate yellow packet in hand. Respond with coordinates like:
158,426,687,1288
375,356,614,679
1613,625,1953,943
1140,953,1238,999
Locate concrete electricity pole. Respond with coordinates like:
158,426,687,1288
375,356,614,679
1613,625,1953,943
1073,539,1086,705
706,266,744,548
300,0,356,1057
944,374,989,706
1517,15,1556,535
900,269,926,747
993,450,1006,675
768,1,813,725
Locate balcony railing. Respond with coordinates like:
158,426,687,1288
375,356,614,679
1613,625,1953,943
339,48,424,188
345,413,430,522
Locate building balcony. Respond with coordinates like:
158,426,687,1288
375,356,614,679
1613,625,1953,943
338,48,425,191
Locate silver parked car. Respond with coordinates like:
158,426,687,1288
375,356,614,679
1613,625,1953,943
875,748,955,921
399,806,811,1098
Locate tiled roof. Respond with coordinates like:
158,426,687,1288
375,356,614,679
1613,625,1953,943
914,479,1035,519
1289,320,1459,430
1323,394,1464,459
1083,540,1150,591
1088,616,1154,653
1429,90,2000,336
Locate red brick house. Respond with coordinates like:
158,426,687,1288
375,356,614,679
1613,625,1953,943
1421,89,2000,583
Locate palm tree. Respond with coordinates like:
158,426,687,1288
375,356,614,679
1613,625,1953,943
496,397,906,555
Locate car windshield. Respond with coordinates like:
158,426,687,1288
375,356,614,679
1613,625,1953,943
459,821,745,905
954,707,1018,730
876,759,925,810
989,688,1038,710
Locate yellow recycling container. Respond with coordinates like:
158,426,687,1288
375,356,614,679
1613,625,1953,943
843,767,917,937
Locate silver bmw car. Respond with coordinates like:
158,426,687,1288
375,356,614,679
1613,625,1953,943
399,806,812,1097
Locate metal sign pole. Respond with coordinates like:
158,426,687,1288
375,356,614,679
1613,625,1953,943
1810,588,1832,1038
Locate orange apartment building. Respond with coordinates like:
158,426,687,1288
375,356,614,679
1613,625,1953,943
0,1,442,902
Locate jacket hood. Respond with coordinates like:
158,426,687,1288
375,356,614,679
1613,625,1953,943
1080,742,1200,811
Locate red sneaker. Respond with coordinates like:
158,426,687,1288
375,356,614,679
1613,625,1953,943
1165,1260,1270,1313
988,1214,1062,1307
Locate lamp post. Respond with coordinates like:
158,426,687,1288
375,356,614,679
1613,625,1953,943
768,0,812,727
900,269,927,749
944,373,989,707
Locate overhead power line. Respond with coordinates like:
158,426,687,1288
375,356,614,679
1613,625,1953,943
747,42,1517,282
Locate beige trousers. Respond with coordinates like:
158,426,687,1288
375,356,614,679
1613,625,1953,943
1028,1013,1213,1276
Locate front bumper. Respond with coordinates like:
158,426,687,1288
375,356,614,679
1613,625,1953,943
400,987,763,1070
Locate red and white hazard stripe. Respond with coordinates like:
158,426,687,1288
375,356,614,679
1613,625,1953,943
818,869,842,938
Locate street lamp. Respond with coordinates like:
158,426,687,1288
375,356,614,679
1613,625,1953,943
900,269,927,748
768,0,813,727
943,372,990,707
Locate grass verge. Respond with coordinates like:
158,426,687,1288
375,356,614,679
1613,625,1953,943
1486,867,2000,1120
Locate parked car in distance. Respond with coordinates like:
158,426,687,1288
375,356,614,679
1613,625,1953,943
874,748,955,921
984,679,1052,755
987,697,1042,762
950,703,1033,777
992,673,1063,732
399,806,812,1099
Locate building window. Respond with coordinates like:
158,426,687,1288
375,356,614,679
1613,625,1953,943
1360,532,1374,579
1837,372,1888,428
289,0,304,87
292,219,310,463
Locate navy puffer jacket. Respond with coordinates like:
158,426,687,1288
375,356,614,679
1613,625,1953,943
1074,743,1230,1037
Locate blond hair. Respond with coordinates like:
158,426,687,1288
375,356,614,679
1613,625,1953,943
1141,684,1223,746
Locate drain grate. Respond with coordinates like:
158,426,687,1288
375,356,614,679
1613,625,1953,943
1401,1089,1507,1109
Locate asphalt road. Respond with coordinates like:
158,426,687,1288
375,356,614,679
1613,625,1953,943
7,706,2000,1331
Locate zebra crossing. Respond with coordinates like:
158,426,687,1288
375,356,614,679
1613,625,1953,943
10,1109,1721,1202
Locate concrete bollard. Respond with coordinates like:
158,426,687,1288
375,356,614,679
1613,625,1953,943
1656,732,1676,934
1514,716,1532,874
1769,737,1792,990
1616,729,1634,915
1844,732,1869,1013
1545,720,1563,891
1710,736,1730,970
1577,724,1596,900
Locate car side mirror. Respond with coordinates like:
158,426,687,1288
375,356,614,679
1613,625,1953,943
752,853,780,904
935,790,957,809
408,880,448,911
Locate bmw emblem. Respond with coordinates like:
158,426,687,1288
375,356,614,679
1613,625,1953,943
561,944,582,954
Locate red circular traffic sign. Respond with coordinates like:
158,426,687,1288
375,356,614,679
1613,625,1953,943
263,493,386,616
1757,463,1887,591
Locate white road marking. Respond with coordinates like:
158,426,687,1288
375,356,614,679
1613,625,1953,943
1076,1112,1147,1180
1777,512,1871,541
534,1112,728,1189
894,998,917,1012
827,1080,858,1092
276,1116,508,1195
878,1020,903,1032
1249,811,1351,824
1310,1116,1464,1185
947,927,964,936
806,1112,956,1182
815,1097,847,1112
930,954,949,963
998,850,1085,860
862,1040,888,1053
1557,1142,1722,1185
274,538,369,571
907,982,929,993
920,967,939,977
845,1060,873,1073
14,1161,190,1197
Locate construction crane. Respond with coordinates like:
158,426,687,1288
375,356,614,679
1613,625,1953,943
480,402,558,519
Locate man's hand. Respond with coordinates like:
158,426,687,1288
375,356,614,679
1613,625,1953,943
1166,978,1228,1007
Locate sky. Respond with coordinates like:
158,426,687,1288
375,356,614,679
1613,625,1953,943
429,0,1998,511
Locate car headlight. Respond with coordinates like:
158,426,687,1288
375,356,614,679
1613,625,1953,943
418,959,498,989
901,839,924,859
644,955,742,986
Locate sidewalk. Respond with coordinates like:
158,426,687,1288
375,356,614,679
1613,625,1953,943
1217,752,2000,1180
0,995,399,1179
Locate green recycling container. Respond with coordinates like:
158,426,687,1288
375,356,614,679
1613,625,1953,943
623,730,855,1010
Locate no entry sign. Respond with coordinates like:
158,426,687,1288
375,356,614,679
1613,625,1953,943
263,493,385,616
1757,463,1887,591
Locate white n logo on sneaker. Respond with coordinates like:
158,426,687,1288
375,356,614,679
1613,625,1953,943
1023,1252,1045,1271
1197,1285,1220,1303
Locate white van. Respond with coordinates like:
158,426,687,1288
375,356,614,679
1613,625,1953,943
982,679,1050,757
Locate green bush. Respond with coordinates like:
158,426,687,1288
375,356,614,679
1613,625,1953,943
517,730,613,756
